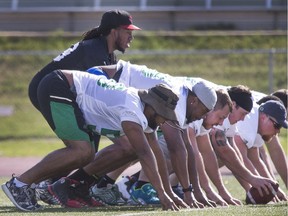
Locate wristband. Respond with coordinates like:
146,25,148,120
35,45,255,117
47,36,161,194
182,184,193,193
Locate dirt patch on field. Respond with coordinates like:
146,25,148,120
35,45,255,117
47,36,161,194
0,157,41,177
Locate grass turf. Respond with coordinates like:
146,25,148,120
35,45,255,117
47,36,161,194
0,176,287,216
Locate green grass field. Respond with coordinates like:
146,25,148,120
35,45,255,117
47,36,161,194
0,176,287,216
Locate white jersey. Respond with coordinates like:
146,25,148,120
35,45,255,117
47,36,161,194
252,90,267,103
189,119,211,137
117,60,189,128
72,70,152,138
213,118,238,138
236,104,264,149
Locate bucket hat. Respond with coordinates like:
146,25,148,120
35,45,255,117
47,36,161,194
138,84,179,121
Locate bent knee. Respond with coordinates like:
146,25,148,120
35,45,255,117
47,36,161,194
113,139,134,153
68,141,95,166
79,145,95,165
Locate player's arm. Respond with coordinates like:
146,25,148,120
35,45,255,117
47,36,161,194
161,122,197,208
197,134,241,205
210,129,275,195
234,134,277,196
265,135,288,188
210,128,252,179
122,121,177,210
188,129,222,206
97,64,118,78
227,137,244,162
182,128,214,208
248,146,288,201
234,135,259,175
247,147,273,179
145,131,188,208
258,146,276,179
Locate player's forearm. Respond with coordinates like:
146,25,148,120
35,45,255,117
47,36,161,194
250,157,275,180
170,149,190,189
201,148,227,193
164,127,191,190
211,129,255,183
123,122,166,196
147,134,174,195
185,143,202,191
259,146,276,179
221,153,257,183
266,137,288,188
195,152,212,191
138,150,165,195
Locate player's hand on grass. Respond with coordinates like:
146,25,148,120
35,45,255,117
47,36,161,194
193,188,215,208
197,196,217,208
183,191,205,208
170,194,189,208
165,187,189,208
223,197,242,206
158,192,179,211
276,188,287,201
219,191,242,206
202,198,217,208
206,191,228,206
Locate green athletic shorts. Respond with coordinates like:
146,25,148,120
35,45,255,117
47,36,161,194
37,70,92,142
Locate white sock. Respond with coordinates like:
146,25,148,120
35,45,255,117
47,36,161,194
13,178,28,187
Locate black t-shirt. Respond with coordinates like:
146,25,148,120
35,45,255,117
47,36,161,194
29,35,117,113
29,36,117,150
37,36,117,82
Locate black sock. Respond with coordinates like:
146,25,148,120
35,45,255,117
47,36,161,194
51,171,71,183
135,180,149,189
68,168,100,186
97,175,115,188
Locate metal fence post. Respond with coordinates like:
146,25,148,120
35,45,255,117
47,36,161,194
268,48,276,94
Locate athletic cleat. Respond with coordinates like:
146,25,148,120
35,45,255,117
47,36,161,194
126,197,141,206
130,183,160,205
48,177,84,208
1,176,43,211
116,176,133,200
69,181,104,207
48,177,104,208
35,179,59,205
90,184,126,205
172,184,184,199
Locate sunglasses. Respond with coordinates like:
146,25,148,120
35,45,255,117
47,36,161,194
268,117,282,130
